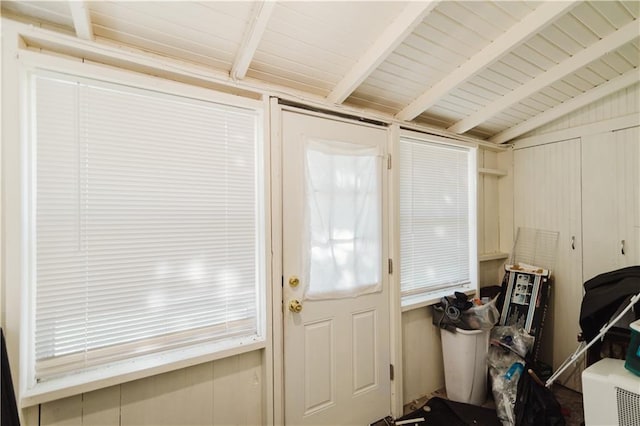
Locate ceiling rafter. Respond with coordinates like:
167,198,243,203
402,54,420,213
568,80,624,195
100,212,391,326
490,68,640,144
326,1,439,105
395,1,578,122
449,20,640,135
68,1,93,41
231,0,276,81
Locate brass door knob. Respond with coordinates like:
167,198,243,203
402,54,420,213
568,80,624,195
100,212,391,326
289,276,300,287
289,299,303,313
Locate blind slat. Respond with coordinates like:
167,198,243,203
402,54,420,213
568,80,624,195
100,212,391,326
399,138,473,297
32,73,263,381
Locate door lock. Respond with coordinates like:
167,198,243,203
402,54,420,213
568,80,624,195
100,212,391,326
289,276,300,287
289,299,303,313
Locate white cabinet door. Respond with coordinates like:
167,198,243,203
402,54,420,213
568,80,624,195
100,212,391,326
514,138,583,391
582,126,640,281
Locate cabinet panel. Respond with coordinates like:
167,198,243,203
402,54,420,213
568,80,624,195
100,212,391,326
514,138,583,390
582,126,640,281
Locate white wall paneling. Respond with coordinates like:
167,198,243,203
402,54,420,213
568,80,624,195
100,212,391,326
36,351,264,426
478,149,508,287
582,126,640,281
401,308,444,403
513,139,584,390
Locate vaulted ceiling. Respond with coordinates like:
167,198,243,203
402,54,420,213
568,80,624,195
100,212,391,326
2,1,639,143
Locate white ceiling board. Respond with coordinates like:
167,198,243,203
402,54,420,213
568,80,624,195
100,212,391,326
410,19,477,58
491,68,640,144
493,1,538,21
591,0,638,26
2,0,639,142
620,1,640,18
327,1,438,104
498,54,546,80
562,73,597,92
449,20,639,134
1,0,73,29
588,60,623,81
526,33,572,63
90,24,232,71
89,2,242,67
571,2,618,38
555,8,602,48
456,1,520,32
549,79,584,98
396,1,578,121
253,2,403,92
574,67,608,86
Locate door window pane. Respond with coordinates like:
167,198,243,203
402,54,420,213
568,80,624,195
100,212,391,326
303,139,381,299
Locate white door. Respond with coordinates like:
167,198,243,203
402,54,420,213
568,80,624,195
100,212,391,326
282,110,391,426
513,138,583,391
582,126,640,281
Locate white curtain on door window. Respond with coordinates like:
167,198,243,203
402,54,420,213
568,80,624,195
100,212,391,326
303,139,382,300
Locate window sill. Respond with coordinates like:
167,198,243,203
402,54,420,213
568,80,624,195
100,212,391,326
401,285,476,312
21,335,265,407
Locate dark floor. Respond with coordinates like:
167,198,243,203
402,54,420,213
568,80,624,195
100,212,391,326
404,384,584,426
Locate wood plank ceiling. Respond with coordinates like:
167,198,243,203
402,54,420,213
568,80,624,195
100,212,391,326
2,1,639,143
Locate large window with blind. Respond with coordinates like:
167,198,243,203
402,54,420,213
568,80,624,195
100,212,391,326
24,70,265,398
399,133,477,308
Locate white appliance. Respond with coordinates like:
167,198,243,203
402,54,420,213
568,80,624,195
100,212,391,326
582,358,640,425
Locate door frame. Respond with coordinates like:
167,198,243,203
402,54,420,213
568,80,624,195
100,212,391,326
269,99,404,425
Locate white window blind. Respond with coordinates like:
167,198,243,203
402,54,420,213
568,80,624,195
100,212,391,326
399,137,475,305
30,72,263,382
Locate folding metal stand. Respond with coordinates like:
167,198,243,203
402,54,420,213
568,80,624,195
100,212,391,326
545,292,640,387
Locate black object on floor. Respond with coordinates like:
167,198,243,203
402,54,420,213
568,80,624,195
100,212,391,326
396,397,501,426
2,328,21,426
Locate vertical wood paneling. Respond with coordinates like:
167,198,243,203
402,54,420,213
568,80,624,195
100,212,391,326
583,126,640,280
514,139,584,390
38,352,264,426
82,386,121,426
212,351,263,426
478,149,504,287
120,362,214,426
40,395,83,426
401,308,444,403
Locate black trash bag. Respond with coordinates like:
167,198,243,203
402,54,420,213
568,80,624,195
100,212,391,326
514,361,565,426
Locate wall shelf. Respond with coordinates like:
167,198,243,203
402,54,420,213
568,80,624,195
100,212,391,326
479,167,507,177
479,252,509,262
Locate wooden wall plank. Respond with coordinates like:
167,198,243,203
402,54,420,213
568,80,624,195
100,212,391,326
401,308,444,403
120,362,214,426
40,395,83,426
212,351,263,426
83,386,121,426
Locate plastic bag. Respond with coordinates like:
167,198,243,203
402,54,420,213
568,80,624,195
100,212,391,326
465,297,500,330
490,326,535,358
515,361,566,426
433,294,500,331
488,326,535,426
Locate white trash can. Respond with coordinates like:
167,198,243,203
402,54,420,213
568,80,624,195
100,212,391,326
440,327,489,405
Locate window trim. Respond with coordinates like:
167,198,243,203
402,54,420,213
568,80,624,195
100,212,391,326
396,129,479,311
9,54,270,407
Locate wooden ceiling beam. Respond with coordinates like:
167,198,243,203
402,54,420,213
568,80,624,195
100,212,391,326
326,1,439,105
450,20,640,135
68,1,94,41
231,1,276,81
395,1,578,122
490,68,640,144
